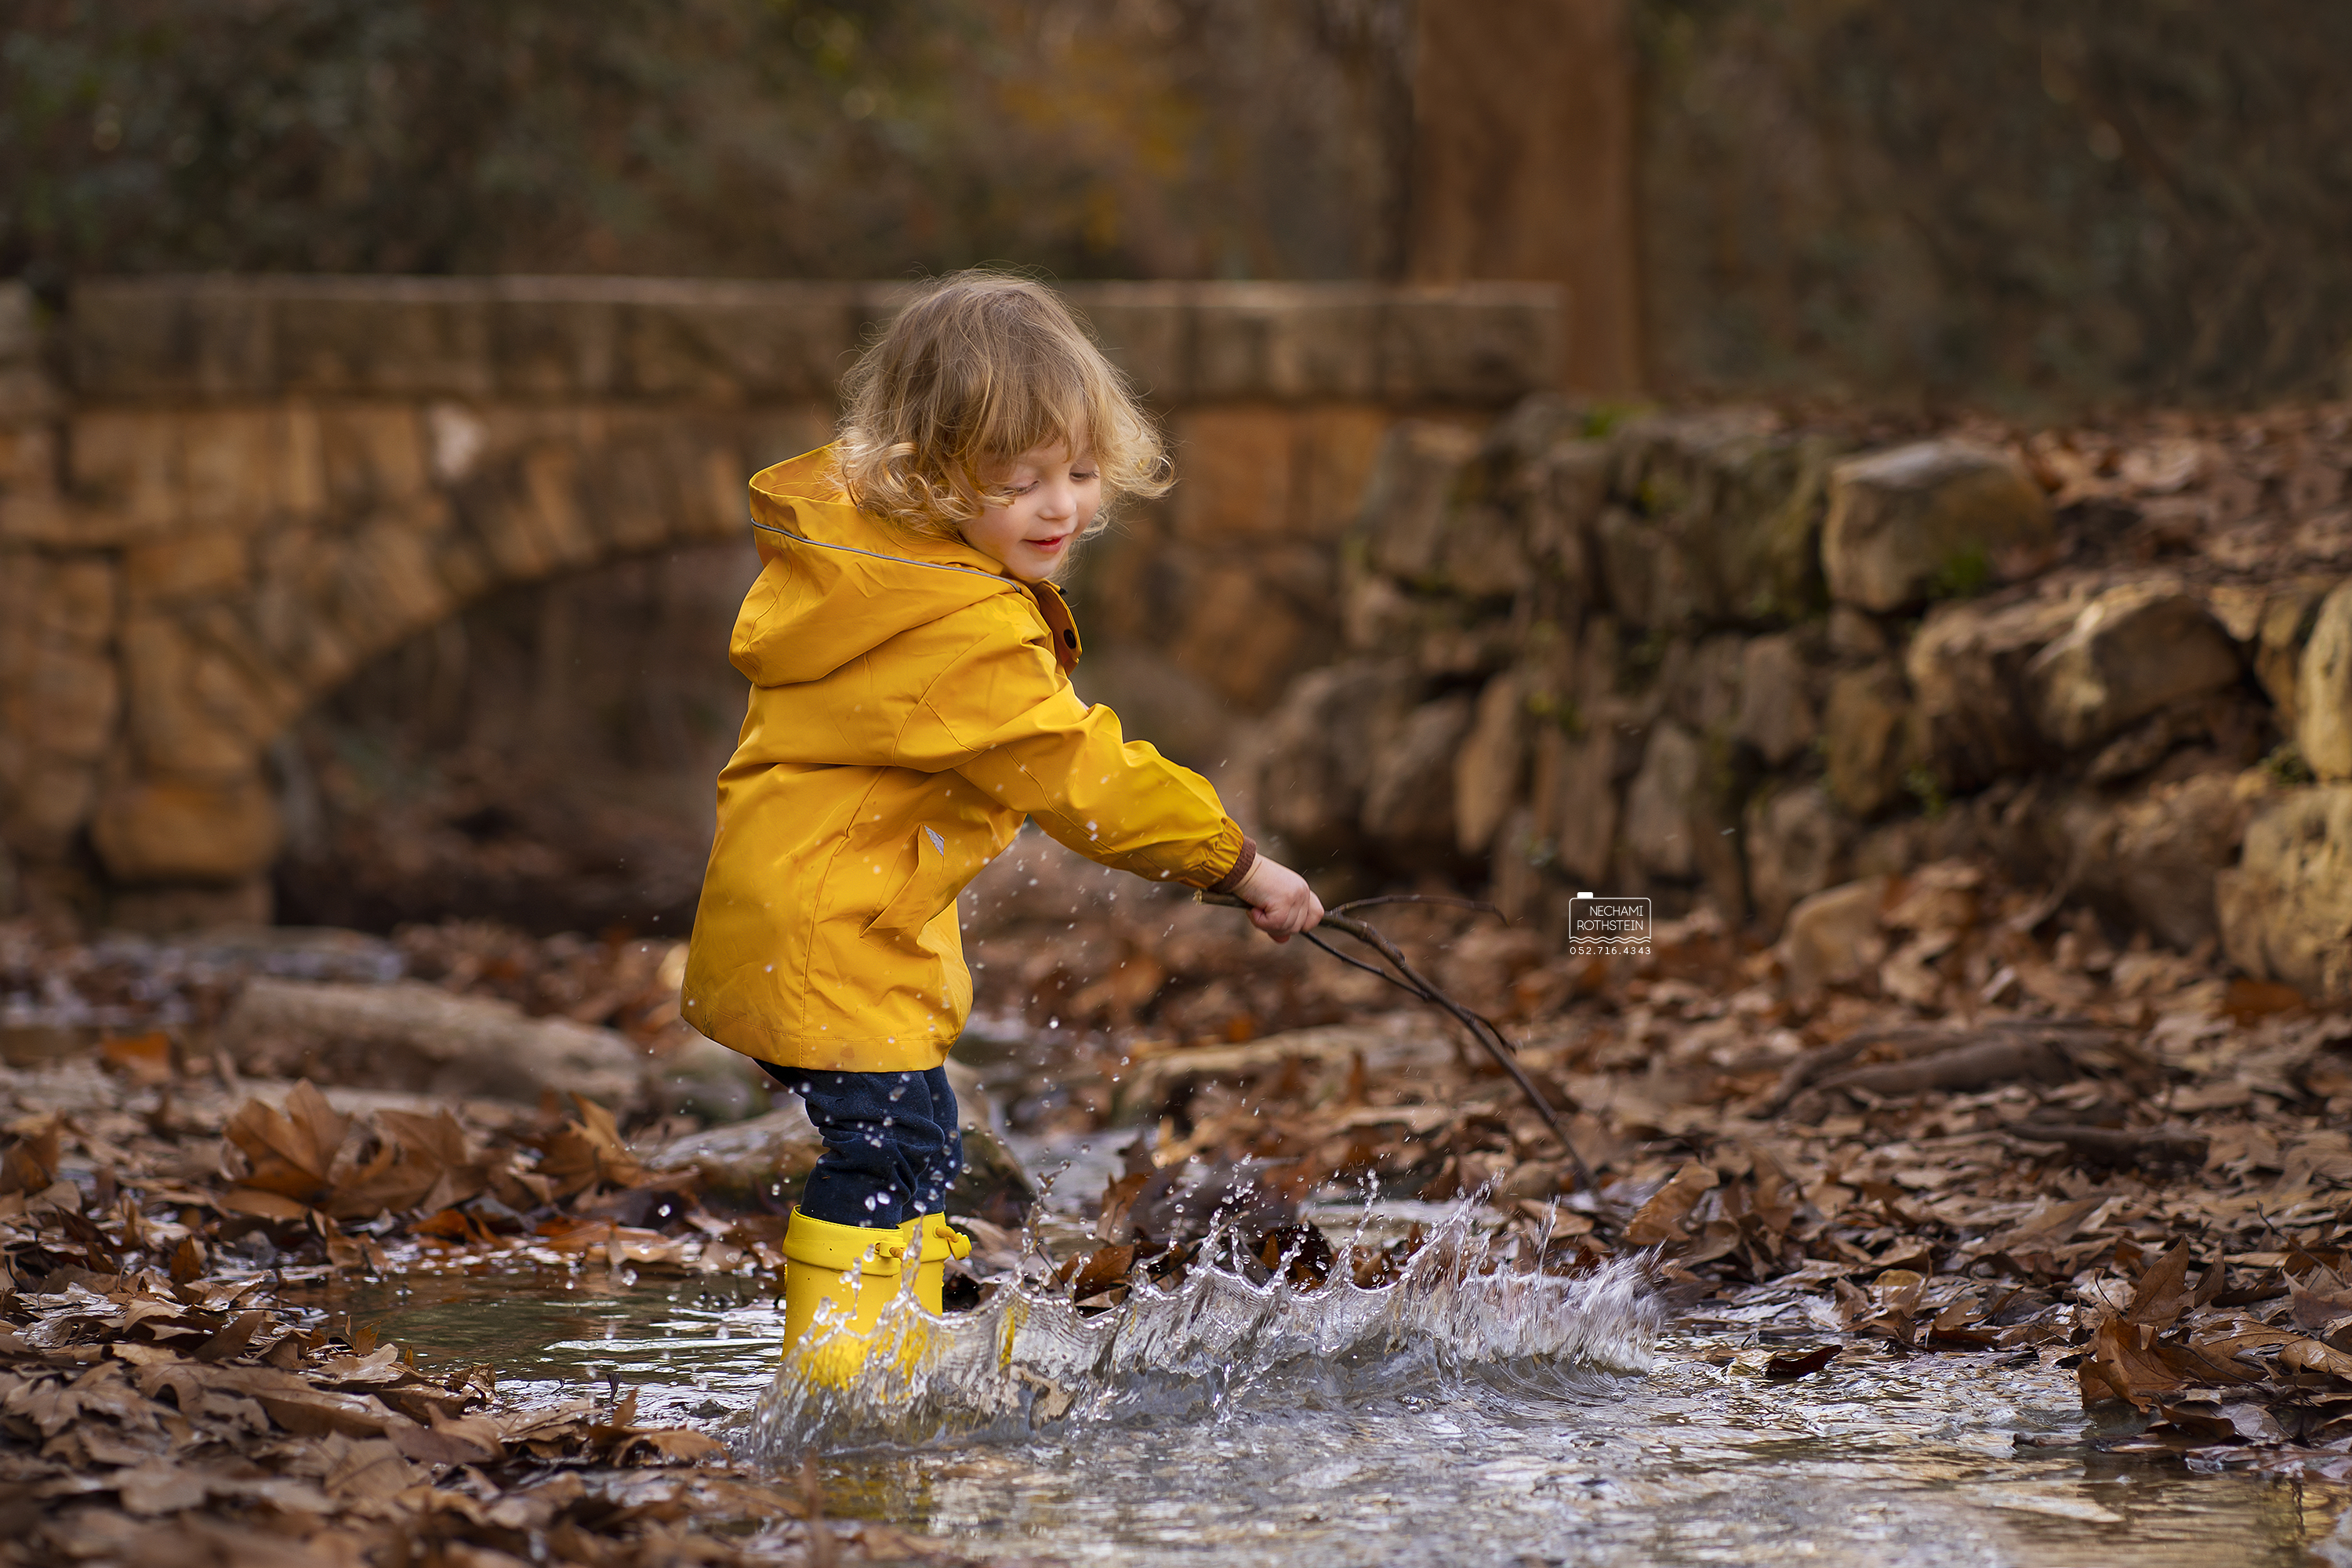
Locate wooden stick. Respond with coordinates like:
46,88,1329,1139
1197,891,1599,1198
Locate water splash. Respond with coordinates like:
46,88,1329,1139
739,1207,1661,1459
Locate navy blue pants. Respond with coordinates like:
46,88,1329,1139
761,1065,962,1229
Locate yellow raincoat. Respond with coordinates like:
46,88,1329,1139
681,448,1252,1072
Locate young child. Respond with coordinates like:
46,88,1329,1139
681,270,1323,1381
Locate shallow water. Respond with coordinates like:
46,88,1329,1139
318,1215,2350,1567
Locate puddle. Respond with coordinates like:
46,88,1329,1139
306,1254,2348,1566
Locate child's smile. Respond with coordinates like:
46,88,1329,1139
964,441,1101,582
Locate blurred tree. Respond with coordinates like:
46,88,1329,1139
0,0,1410,290
1639,0,2352,407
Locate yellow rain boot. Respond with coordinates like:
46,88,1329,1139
780,1209,910,1385
903,1213,973,1312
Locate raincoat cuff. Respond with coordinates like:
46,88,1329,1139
1203,834,1258,896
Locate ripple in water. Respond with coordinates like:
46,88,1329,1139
739,1207,1661,1458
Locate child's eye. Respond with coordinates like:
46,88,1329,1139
1072,470,1097,482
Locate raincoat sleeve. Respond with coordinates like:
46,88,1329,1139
896,612,1249,888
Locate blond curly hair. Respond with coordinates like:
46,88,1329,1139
834,270,1171,548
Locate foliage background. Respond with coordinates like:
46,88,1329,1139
7,0,2349,405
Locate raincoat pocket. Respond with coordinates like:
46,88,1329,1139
862,825,964,939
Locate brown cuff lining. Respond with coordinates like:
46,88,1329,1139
1204,836,1258,896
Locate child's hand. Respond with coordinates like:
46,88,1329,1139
1235,855,1323,943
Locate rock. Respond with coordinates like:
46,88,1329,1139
220,978,647,1110
1593,505,1698,630
1454,669,1529,855
1607,410,1838,626
2219,784,2352,1001
89,769,281,884
1904,594,2082,793
2256,579,2332,730
1779,877,1889,1002
1820,439,2054,612
1823,664,1910,818
2066,771,2256,952
1253,658,1423,862
1745,784,1853,935
637,1082,1038,1229
1622,721,1705,880
2027,583,2243,752
1735,633,1818,767
1529,722,1620,886
1359,421,1480,582
646,1032,779,1125
2298,580,2352,780
1361,691,1475,853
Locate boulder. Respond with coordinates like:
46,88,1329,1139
2298,579,2352,779
2027,583,2243,752
1454,669,1529,855
1736,633,1818,768
1593,505,1699,630
1820,439,2053,612
1746,783,1853,935
1823,664,1910,818
2065,771,2256,953
1904,594,2082,793
1529,722,1620,887
1361,691,1475,852
1621,721,1705,880
2255,580,2331,730
220,978,647,1110
90,769,281,884
1252,658,1421,862
1607,410,1837,626
2218,784,2352,1001
1359,421,1480,583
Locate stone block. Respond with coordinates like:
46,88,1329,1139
1594,505,1699,630
1359,421,1479,581
1167,558,1313,710
1362,691,1475,851
1454,668,1529,855
2297,579,2352,780
1254,658,1423,862
1168,407,1298,539
1610,410,1838,627
1904,593,2081,792
1062,284,1192,402
490,285,620,396
1736,633,1817,768
2027,583,2243,752
2067,771,2252,953
618,281,863,402
2219,783,2352,1000
1745,782,1853,935
22,646,118,763
318,405,431,512
125,531,249,604
0,753,98,858
451,443,597,583
91,769,281,884
325,519,460,662
1530,721,1619,886
1526,438,1610,593
1192,285,1382,401
1622,720,1704,879
67,409,183,538
120,615,254,777
31,556,118,650
1377,284,1563,404
179,406,326,526
1821,439,2054,612
68,278,274,397
108,877,274,934
274,281,494,396
1824,663,1910,818
1294,405,1396,541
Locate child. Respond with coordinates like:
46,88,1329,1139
681,271,1323,1381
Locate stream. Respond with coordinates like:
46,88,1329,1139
297,1142,2352,1566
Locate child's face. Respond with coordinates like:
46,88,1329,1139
964,441,1100,583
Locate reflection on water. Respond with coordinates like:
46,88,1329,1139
315,1236,2348,1566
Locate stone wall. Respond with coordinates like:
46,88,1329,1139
0,276,1559,928
1251,397,2352,1000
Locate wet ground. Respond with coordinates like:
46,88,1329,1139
306,1152,2352,1567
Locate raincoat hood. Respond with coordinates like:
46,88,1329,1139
733,448,1078,688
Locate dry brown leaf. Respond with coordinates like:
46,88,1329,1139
1623,1161,1719,1248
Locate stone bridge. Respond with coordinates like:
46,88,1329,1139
0,276,1560,927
